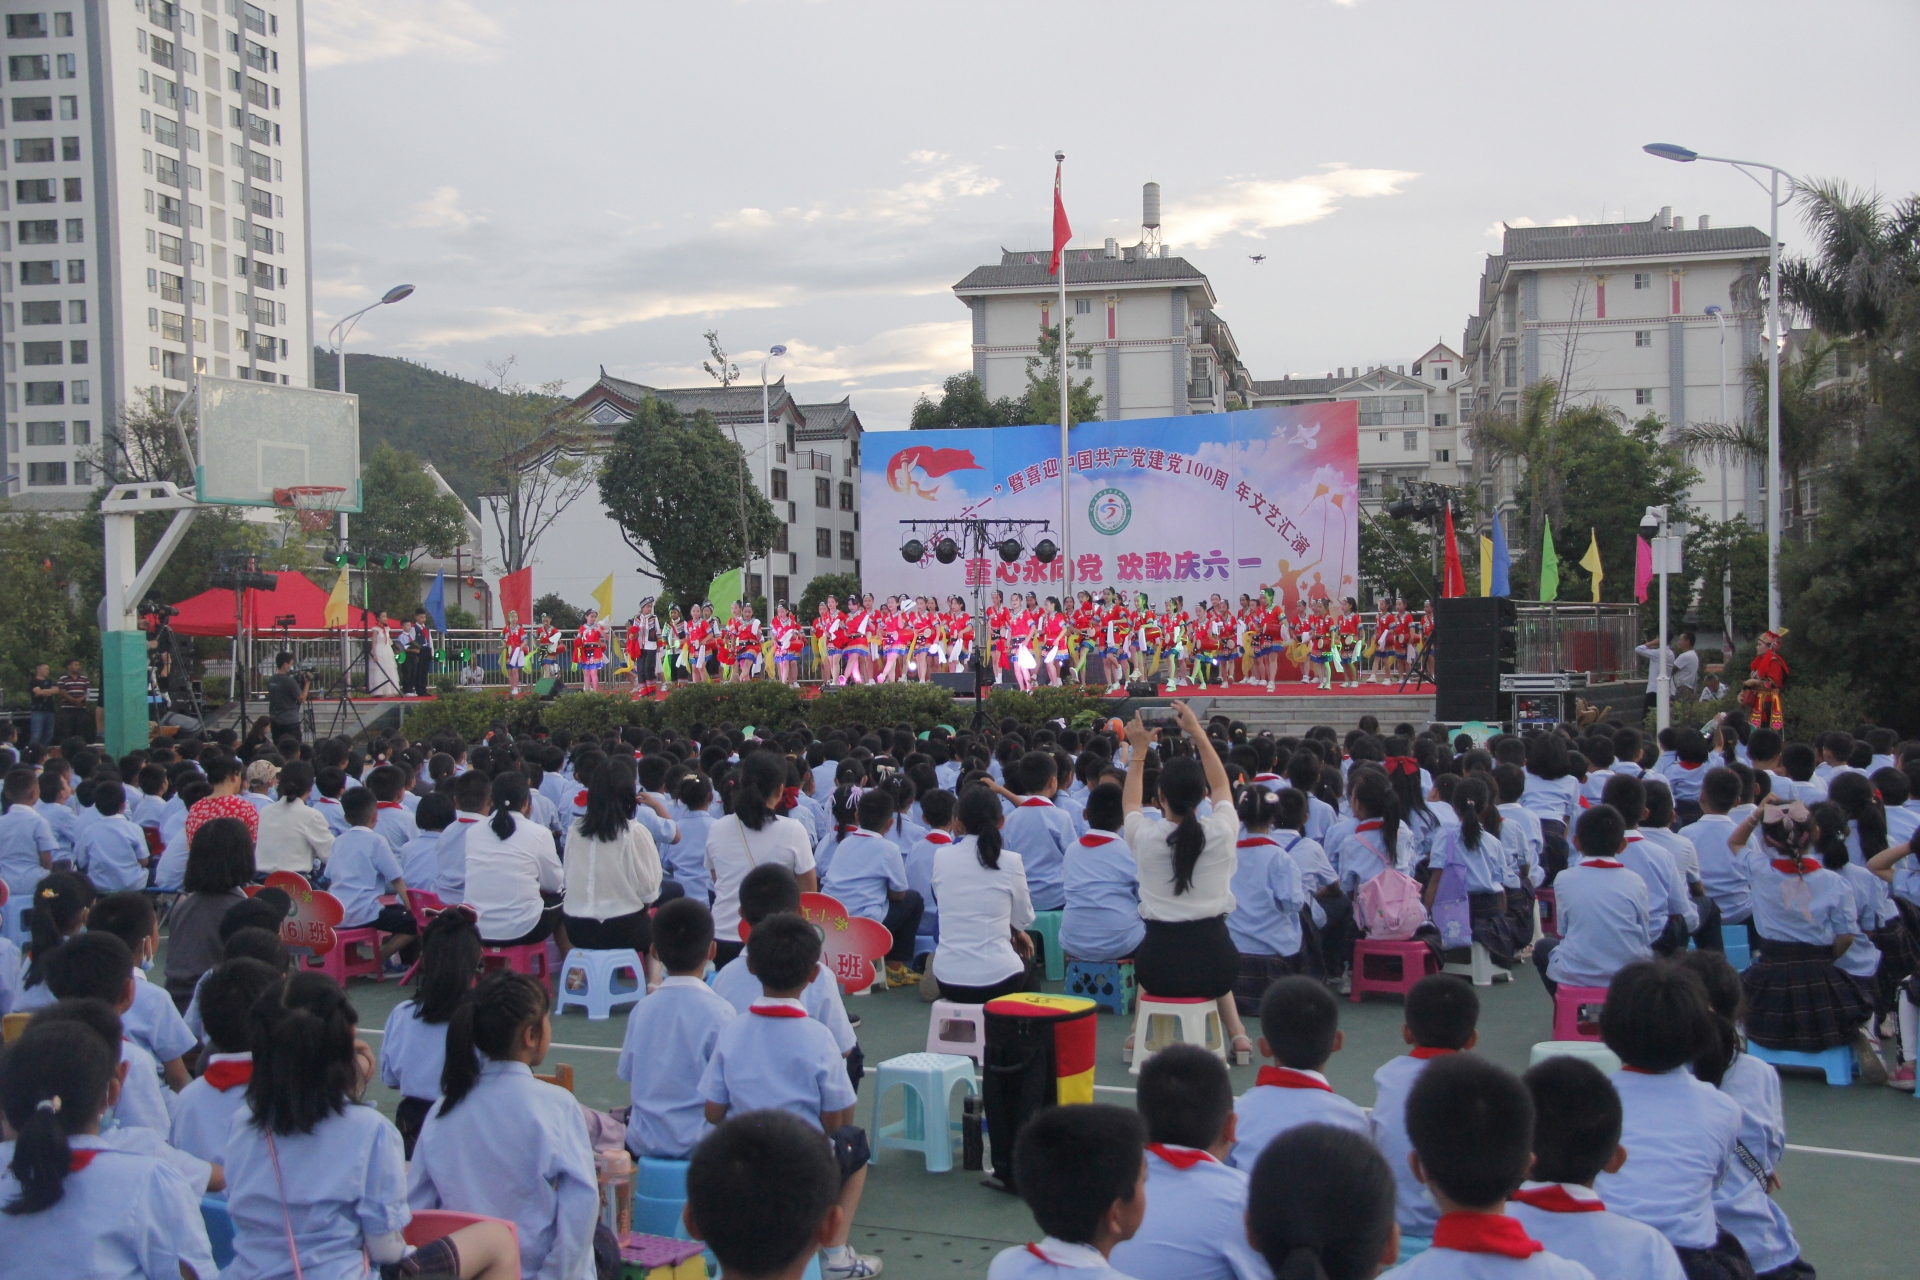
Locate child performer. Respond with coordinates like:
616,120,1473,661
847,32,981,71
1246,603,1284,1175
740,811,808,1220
1040,598,1070,687
735,601,764,682
574,609,607,692
502,610,528,699
773,602,804,687
535,612,562,682
816,599,840,686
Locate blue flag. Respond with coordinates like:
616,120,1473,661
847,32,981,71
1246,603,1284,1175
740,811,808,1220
423,570,447,634
1490,513,1512,598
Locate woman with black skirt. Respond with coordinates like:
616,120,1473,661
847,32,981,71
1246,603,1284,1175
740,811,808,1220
1122,700,1253,1063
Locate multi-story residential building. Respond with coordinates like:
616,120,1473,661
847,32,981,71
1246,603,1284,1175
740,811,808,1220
1460,209,1770,521
1,0,312,510
479,372,864,614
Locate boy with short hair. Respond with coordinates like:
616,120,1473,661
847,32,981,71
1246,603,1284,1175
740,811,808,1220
169,957,281,1164
1779,743,1826,805
44,931,175,1137
685,1111,848,1280
1534,805,1654,998
0,765,56,899
1512,1057,1685,1279
618,897,735,1160
1684,767,1753,933
1229,975,1368,1169
435,768,493,901
820,787,924,987
701,913,878,1280
1060,782,1145,966
1000,750,1075,911
1370,975,1480,1253
365,762,419,853
989,1104,1148,1280
399,790,456,888
902,787,957,942
1110,1045,1268,1280
1598,774,1695,953
328,787,417,966
713,863,860,1080
87,891,195,1090
311,764,351,836
1395,1054,1594,1278
78,780,151,892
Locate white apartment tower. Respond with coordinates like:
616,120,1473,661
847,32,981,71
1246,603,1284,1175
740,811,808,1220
1,0,312,510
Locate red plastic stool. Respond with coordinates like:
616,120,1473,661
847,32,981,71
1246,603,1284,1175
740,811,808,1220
1552,986,1609,1042
302,927,383,986
483,941,555,994
1349,938,1439,1003
1535,887,1560,940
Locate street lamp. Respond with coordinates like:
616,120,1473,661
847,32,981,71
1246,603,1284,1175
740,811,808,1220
328,283,416,398
1704,305,1728,522
1642,143,1793,630
761,344,788,603
1640,504,1688,732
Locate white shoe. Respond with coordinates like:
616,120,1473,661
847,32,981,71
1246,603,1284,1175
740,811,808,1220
1334,972,1352,995
823,1250,885,1279
1266,681,1275,693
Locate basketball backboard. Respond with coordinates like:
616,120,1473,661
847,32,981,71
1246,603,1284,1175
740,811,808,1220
195,377,360,511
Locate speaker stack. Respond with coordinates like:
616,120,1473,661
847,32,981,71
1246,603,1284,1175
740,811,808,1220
1432,597,1517,723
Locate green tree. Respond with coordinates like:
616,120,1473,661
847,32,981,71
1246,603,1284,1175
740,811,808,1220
1777,180,1920,361
532,593,582,629
354,443,473,618
1548,413,1697,602
910,373,1020,430
1018,321,1103,426
1359,510,1438,605
0,516,91,695
1684,516,1768,644
597,397,782,612
473,356,589,576
799,571,862,620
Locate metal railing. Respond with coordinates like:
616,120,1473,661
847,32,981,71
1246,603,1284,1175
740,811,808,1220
1513,603,1641,683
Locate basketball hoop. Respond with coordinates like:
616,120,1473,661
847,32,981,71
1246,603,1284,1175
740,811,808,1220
273,485,348,534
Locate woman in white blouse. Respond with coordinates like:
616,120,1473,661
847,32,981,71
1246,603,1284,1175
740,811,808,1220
1123,701,1252,1062
929,784,1036,1003
463,770,566,949
562,756,664,956
705,749,817,966
253,759,333,876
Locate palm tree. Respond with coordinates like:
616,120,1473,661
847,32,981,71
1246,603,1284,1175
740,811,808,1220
1470,379,1624,591
1778,180,1920,343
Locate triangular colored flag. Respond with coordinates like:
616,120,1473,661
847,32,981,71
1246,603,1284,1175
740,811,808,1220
1490,512,1512,598
1579,529,1605,603
590,572,614,622
423,570,447,634
1539,519,1560,602
1049,160,1072,277
1442,506,1466,599
323,569,350,629
707,568,742,616
1634,537,1654,603
499,566,533,626
1479,536,1493,598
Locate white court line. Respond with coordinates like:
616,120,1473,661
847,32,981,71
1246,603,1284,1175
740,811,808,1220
358,1027,621,1055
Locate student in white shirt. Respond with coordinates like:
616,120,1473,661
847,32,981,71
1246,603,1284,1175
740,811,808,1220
1231,977,1369,1170
1370,976,1480,1254
463,770,566,948
399,790,455,889
365,763,420,854
902,788,958,942
168,957,280,1166
1533,805,1654,998
436,769,493,903
560,757,664,957
1243,1123,1401,1280
712,865,862,1085
41,933,173,1138
410,969,600,1280
999,750,1077,912
1522,734,1582,879
379,906,484,1157
706,751,818,967
77,782,149,893
328,788,418,967
1060,782,1145,965
618,898,734,1160
310,765,352,836
13,870,92,1015
0,766,57,901
821,785,924,986
985,1104,1147,1280
0,1016,217,1280
1110,1045,1273,1280
1598,774,1695,955
666,774,718,902
31,759,78,862
253,760,335,877
86,893,195,1090
1227,785,1306,1010
929,785,1036,1005
1684,768,1754,938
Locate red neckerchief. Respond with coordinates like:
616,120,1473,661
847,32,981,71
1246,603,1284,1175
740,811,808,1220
1679,761,1703,771
1355,819,1382,832
1147,1143,1219,1169
1255,1066,1332,1092
1511,1184,1605,1214
1619,1065,1660,1074
749,1001,808,1018
1238,835,1279,848
1254,773,1282,783
202,1058,254,1091
1622,832,1644,842
68,1150,97,1172
376,802,403,810
1431,1211,1544,1259
1581,858,1625,869
926,831,953,845
1078,832,1120,847
781,786,802,810
1772,857,1820,875
1409,1046,1456,1060
455,815,479,824
1019,797,1054,808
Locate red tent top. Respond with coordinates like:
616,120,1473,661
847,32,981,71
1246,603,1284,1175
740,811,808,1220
165,571,389,637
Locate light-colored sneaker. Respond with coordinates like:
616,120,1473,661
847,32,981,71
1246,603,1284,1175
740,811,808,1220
1887,1061,1916,1090
885,962,920,988
823,1250,885,1279
1334,972,1352,996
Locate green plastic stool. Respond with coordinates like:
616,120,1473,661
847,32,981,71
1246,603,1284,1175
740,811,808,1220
1027,911,1066,982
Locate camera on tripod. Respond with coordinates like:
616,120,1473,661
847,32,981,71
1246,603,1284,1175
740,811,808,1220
143,600,180,620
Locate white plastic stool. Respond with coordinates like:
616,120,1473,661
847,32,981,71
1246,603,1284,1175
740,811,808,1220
924,1000,987,1064
1,891,29,946
1129,994,1224,1074
1529,1041,1622,1074
555,948,645,1020
1442,942,1514,988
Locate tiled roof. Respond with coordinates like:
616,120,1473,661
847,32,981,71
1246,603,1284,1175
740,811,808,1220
573,373,800,425
796,398,861,440
954,250,1213,295
1250,377,1344,398
1500,219,1769,264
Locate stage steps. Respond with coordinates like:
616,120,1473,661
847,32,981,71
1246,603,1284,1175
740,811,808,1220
1183,692,1438,736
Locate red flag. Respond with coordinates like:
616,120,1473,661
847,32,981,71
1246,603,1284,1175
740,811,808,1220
1050,162,1072,276
499,567,533,625
1442,506,1466,598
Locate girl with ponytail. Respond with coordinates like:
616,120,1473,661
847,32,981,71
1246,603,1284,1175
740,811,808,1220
13,871,93,1013
706,749,817,968
379,906,484,1157
0,1018,218,1277
461,768,567,951
1812,799,1905,1020
413,971,599,1280
927,785,1037,1005
1227,785,1308,1013
1245,1123,1398,1280
1424,776,1520,969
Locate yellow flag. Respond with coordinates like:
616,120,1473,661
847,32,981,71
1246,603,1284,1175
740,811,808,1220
323,568,350,629
1479,537,1493,597
590,572,614,621
1579,529,1605,603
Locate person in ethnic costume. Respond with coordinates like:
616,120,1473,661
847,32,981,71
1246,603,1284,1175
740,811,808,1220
1743,628,1788,731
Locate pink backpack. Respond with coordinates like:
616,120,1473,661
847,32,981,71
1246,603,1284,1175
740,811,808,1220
1356,867,1427,940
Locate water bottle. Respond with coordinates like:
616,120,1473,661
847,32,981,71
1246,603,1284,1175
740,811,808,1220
962,1093,984,1171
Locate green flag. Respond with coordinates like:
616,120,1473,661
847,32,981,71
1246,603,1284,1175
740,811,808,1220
707,568,743,615
1539,519,1560,602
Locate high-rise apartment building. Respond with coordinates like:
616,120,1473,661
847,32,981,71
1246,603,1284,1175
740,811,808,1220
1,0,311,509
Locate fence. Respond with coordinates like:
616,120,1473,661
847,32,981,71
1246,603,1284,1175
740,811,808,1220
1513,603,1641,683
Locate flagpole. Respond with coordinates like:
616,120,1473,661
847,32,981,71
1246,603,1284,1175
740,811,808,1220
1055,151,1072,628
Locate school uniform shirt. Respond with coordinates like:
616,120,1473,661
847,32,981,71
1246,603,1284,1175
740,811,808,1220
1596,835,1694,934
168,1052,252,1165
125,968,197,1065
1227,835,1305,958
1369,1049,1453,1237
617,976,737,1158
700,997,858,1129
1595,1067,1742,1250
1497,804,1543,875
0,935,18,1016
1660,759,1709,805
1683,815,1754,923
399,830,443,888
562,819,663,925
711,957,858,1053
1299,792,1335,843
436,812,484,901
988,1238,1137,1280
96,1121,213,1198
379,1001,460,1103
34,797,78,859
904,831,950,933
1520,773,1582,827
704,812,817,940
1381,1214,1594,1280
309,793,350,837
1228,1067,1368,1170
326,826,405,929
1748,862,1853,945
1109,1144,1271,1280
0,1132,216,1280
116,1037,173,1139
1544,861,1654,989
1003,796,1077,911
1328,820,1397,895
1835,863,1888,980
822,827,910,922
254,796,336,876
1713,1052,1801,1274
0,801,56,895
464,812,565,942
1507,1183,1684,1280
1060,831,1147,963
225,1102,412,1280
1639,826,1699,886
1436,828,1507,895
930,837,1034,990
1789,777,1828,806
373,802,418,854
80,814,149,892
410,1060,601,1280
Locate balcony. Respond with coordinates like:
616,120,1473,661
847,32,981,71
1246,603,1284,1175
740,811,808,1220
1187,378,1214,401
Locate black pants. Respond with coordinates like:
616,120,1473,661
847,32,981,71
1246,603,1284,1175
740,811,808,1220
1533,936,1562,998
563,908,651,953
271,718,304,745
713,939,744,969
402,651,432,696
936,968,1032,1006
636,650,657,685
881,891,925,965
1691,895,1725,951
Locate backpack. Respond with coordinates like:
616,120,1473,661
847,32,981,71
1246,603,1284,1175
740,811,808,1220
1356,867,1427,940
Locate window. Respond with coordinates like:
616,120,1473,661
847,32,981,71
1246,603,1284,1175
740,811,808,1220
12,97,52,121
18,220,58,245
1436,366,1448,379
770,468,787,500
1402,431,1419,452
24,421,64,446
156,155,182,188
157,194,183,226
53,52,73,77
162,351,190,380
64,259,84,284
773,576,790,605
815,476,831,508
16,180,58,205
6,14,48,37
1434,449,1451,462
26,462,67,487
1502,348,1517,388
1633,272,1652,289
243,1,268,34
20,301,61,324
13,138,55,163
66,300,84,323
151,36,175,70
816,527,832,556
160,272,184,301
1834,346,1855,379
244,40,268,72
772,524,788,554
787,500,796,524
1635,388,1653,405
24,381,64,405
53,12,70,37
68,340,85,364
62,177,81,202
1634,330,1652,348
1433,413,1448,427
9,56,51,81
840,531,856,561
22,341,62,365
66,379,85,404
1075,352,1092,370
161,312,184,341
19,261,59,285
58,95,75,120
158,233,183,264
60,137,78,162
1074,298,1091,315
838,481,854,512
1191,356,1209,379
72,420,89,445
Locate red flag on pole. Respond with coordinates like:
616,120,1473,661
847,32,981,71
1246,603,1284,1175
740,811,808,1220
1049,161,1072,277
499,567,533,625
1442,506,1466,598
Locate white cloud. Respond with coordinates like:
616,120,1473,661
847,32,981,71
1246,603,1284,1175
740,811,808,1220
306,0,505,69
1487,214,1585,241
406,187,485,232
1166,166,1419,247
399,288,799,348
708,155,1001,235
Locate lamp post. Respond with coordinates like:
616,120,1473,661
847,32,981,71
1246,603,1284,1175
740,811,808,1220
761,344,787,604
326,284,414,544
1642,144,1792,630
1640,504,1688,731
1705,304,1728,522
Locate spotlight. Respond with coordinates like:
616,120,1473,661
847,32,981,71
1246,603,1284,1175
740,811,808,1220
998,538,1023,564
1416,498,1440,519
901,539,925,563
934,537,959,564
1386,498,1418,521
1033,539,1058,564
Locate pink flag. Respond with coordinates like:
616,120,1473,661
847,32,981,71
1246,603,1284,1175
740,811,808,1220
1634,537,1653,603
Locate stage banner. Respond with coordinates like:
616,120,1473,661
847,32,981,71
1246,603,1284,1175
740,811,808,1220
862,404,1358,611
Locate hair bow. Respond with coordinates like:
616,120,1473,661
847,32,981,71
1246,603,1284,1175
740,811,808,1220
1384,756,1418,776
425,903,479,926
781,786,801,811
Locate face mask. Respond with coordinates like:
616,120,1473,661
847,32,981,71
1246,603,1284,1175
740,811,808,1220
138,955,154,972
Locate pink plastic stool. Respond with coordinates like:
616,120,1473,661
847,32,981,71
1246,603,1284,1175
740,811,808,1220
1349,938,1439,1003
302,927,383,986
1535,887,1560,940
405,1211,521,1279
1552,986,1609,1042
483,941,555,994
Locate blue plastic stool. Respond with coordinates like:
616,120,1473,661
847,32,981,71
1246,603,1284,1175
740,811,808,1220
869,1052,978,1172
1722,934,1751,971
1746,1040,1854,1086
1398,1236,1432,1262
633,1156,695,1239
555,947,645,1020
913,933,937,963
1,892,31,946
200,1194,236,1269
1065,958,1136,1015
1027,911,1066,982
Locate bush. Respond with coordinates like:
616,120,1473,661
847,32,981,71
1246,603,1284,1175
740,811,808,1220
540,691,664,737
401,689,516,741
660,681,805,734
798,572,861,621
1649,674,1869,741
985,686,1110,727
809,683,960,733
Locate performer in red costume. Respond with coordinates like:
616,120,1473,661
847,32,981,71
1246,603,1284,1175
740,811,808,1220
1744,628,1789,730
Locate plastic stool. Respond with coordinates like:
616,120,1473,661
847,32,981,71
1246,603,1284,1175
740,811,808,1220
1,886,29,946
869,1052,978,1172
632,1156,695,1240
1130,993,1224,1074
301,926,383,986
200,1194,235,1269
1349,938,1439,1003
1746,1040,1855,1087
1534,887,1559,940
483,940,555,994
1065,958,1136,1015
1027,910,1066,982
556,948,645,1020
925,1000,987,1064
1551,986,1610,1042
1722,934,1751,971
1442,942,1514,988
913,933,937,963
1529,1041,1622,1073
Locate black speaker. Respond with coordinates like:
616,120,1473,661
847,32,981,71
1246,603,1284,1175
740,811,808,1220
1126,681,1158,698
1436,688,1512,722
1432,598,1517,723
932,672,981,696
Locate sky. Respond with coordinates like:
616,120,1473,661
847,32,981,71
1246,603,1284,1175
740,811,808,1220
306,0,1920,431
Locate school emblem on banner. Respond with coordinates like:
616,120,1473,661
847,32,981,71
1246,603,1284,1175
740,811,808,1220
1089,487,1132,536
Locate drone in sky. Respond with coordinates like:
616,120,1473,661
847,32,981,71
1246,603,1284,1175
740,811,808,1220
1248,254,1267,265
